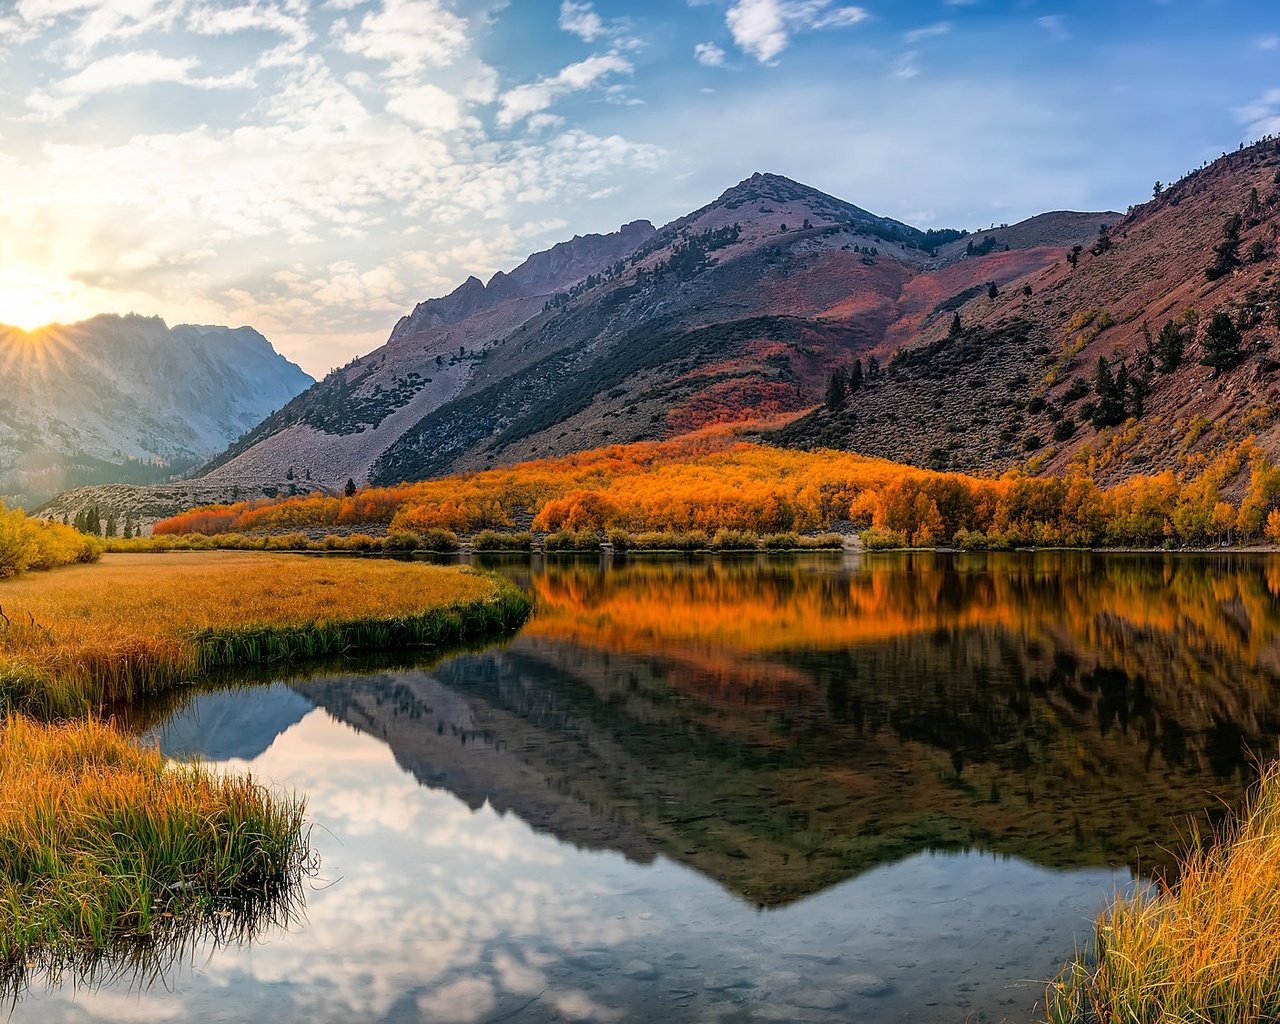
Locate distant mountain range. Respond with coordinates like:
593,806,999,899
41,138,1280,522
0,314,312,506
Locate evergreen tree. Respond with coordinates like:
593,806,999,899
866,355,881,380
1201,310,1243,373
1091,357,1127,428
987,281,999,300
123,516,134,540
948,312,963,338
86,508,101,536
1154,319,1185,373
105,512,117,538
824,369,847,412
344,478,358,498
848,359,864,394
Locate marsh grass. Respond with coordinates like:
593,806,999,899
0,716,311,996
0,552,531,716
1047,761,1280,1023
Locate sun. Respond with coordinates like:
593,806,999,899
0,273,88,332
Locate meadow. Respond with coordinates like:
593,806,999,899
0,552,531,716
150,432,1280,550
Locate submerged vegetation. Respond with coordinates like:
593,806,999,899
151,433,1280,550
1047,761,1280,1024
0,716,310,993
0,553,531,716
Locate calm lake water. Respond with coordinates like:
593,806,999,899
15,552,1280,1023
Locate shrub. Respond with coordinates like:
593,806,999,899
471,530,533,551
763,532,803,550
606,529,630,551
710,529,760,551
861,527,907,550
545,529,602,552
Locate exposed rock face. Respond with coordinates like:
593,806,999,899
0,314,312,506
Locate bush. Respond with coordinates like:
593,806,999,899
762,532,803,550
861,527,907,551
710,529,760,551
1053,419,1077,442
418,529,460,552
606,529,630,551
544,529,602,552
471,530,533,551
952,527,989,551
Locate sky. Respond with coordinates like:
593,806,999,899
1,0,1278,377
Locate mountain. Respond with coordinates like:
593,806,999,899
195,171,1114,490
777,141,1280,482
0,314,313,506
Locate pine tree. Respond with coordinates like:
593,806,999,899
344,478,357,498
123,516,134,540
866,355,881,380
1091,357,1127,428
848,359,864,394
948,312,963,338
987,281,999,300
1201,310,1243,373
105,512,118,538
1155,319,1185,373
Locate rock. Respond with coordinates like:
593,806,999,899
792,989,845,1011
844,972,893,997
622,959,657,979
569,951,616,971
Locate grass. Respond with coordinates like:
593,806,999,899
1047,761,1280,1023
0,715,311,993
0,552,531,716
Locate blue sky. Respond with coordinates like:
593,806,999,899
0,0,1276,375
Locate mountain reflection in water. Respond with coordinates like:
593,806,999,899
14,551,1280,1024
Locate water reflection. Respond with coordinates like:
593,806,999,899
14,552,1280,1023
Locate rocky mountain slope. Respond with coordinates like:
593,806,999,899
1,314,311,506
778,139,1280,483
197,172,1114,489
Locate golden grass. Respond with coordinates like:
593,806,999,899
0,715,310,991
1047,761,1280,1023
0,552,531,715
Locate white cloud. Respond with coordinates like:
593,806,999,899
1259,35,1280,51
904,21,951,43
694,41,727,67
1238,88,1280,138
335,0,470,76
496,52,633,128
891,51,918,79
385,82,467,132
725,0,868,65
1037,15,1069,41
25,50,249,119
559,1,604,42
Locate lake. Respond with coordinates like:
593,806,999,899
14,551,1280,1023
